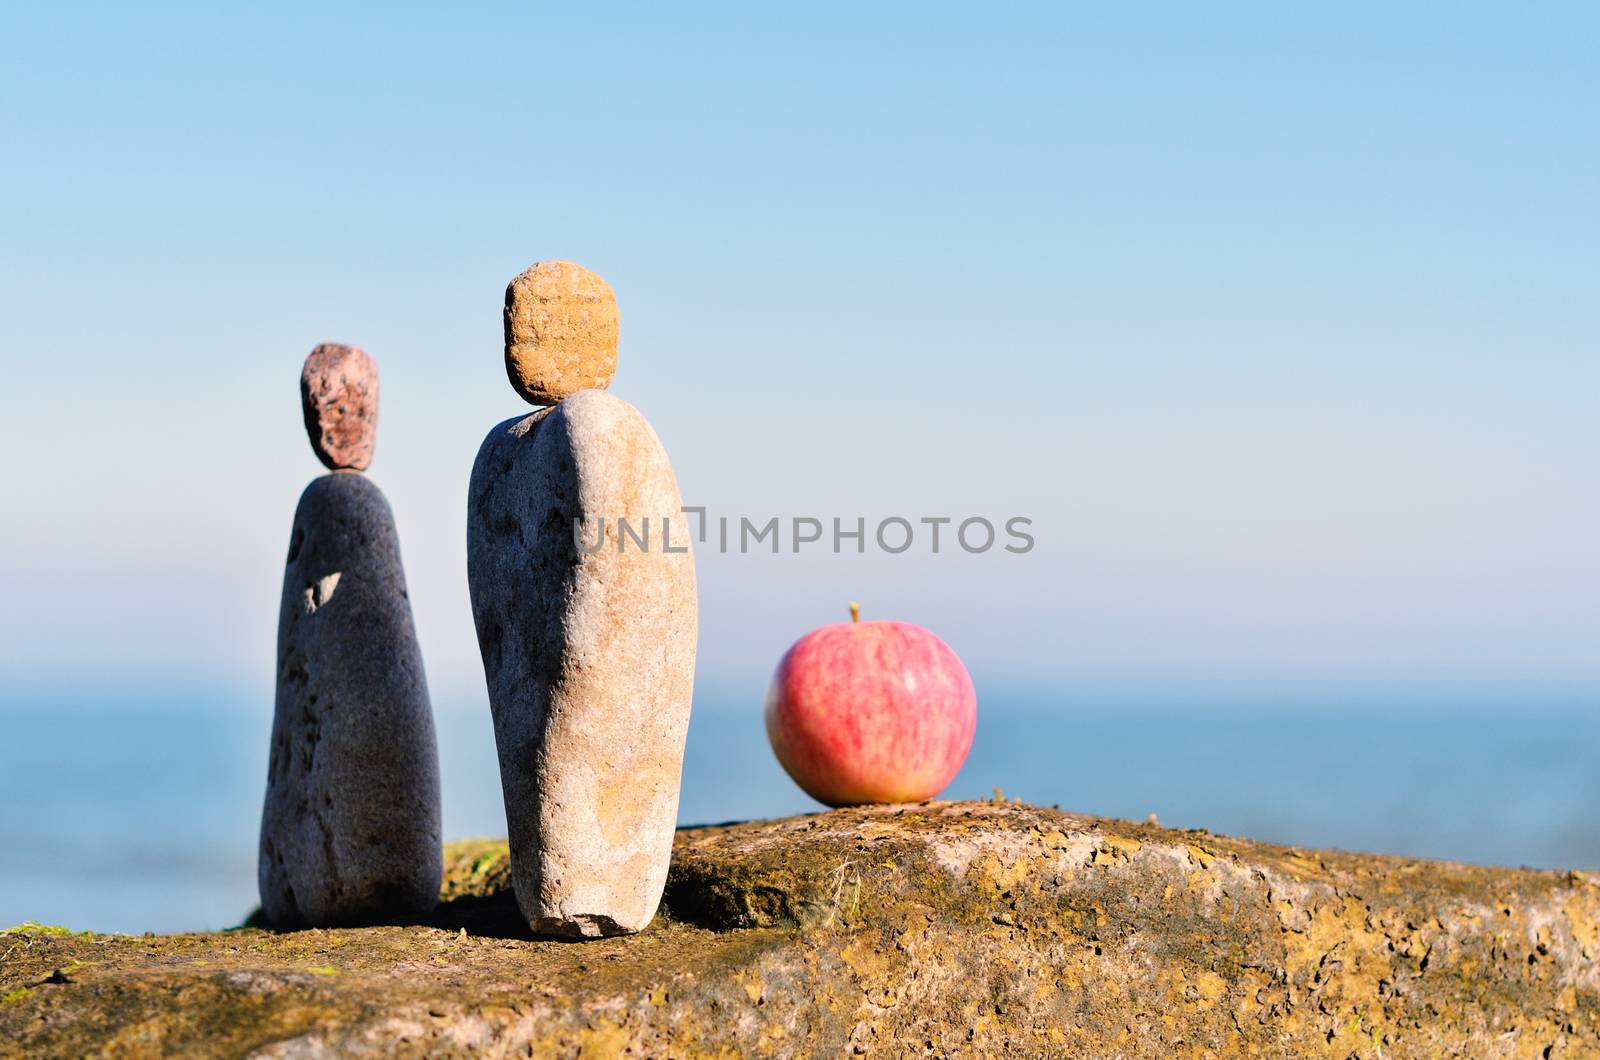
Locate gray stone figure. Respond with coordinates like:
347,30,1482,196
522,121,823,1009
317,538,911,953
259,344,442,928
468,262,698,937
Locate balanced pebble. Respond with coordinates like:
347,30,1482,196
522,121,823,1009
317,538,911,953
503,261,619,406
300,343,379,471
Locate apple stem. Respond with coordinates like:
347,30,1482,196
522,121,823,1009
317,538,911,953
849,601,860,624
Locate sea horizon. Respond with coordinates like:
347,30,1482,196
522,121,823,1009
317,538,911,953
4,681,1597,935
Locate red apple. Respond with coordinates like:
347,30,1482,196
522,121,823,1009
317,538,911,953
764,603,977,807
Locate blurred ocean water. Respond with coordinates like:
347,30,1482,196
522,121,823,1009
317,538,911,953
2,685,1597,934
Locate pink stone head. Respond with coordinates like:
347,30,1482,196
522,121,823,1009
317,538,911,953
300,343,379,471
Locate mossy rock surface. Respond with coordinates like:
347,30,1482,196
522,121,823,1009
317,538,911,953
4,801,1599,1057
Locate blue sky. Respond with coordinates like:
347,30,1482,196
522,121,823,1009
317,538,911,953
1,3,1596,707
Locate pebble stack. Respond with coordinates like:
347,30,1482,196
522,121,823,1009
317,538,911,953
259,346,442,928
469,262,698,938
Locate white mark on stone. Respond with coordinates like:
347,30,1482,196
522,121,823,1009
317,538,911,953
303,572,343,614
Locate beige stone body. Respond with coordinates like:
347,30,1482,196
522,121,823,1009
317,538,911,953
467,389,697,937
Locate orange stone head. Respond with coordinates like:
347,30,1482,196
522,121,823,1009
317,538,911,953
300,343,379,471
503,261,619,405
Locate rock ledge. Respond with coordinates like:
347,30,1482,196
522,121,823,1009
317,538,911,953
4,801,1598,1057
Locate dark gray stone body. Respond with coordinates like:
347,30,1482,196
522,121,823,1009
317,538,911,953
259,471,441,927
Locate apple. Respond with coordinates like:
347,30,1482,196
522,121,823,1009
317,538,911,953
765,603,977,807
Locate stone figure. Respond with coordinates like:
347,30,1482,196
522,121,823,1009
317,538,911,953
259,343,442,927
468,262,698,937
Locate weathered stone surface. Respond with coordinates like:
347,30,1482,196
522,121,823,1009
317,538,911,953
261,472,441,928
300,343,379,471
467,389,697,937
502,261,619,405
7,801,1600,1057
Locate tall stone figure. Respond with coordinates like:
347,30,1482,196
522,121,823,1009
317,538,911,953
259,343,442,928
468,262,698,938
